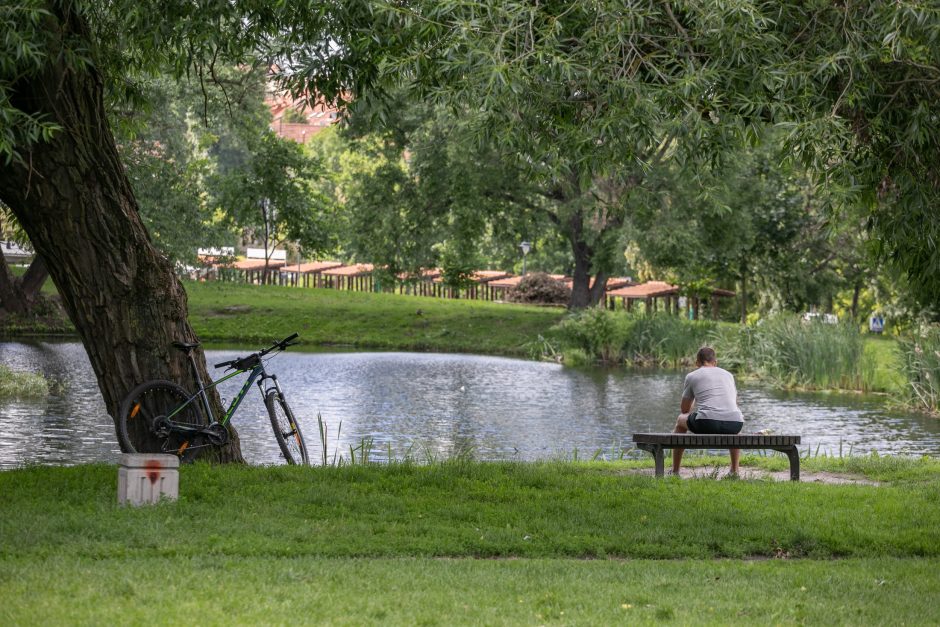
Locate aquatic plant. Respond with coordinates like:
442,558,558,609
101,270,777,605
897,326,940,414
711,315,865,390
0,366,50,399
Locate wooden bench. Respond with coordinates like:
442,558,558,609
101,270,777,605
632,433,802,481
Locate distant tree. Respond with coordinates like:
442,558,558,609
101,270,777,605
214,131,335,282
629,141,875,321
362,1,940,312
313,103,562,287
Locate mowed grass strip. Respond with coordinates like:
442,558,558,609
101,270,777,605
2,460,940,560
1,555,937,625
186,281,564,355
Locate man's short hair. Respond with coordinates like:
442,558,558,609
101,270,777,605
696,346,717,365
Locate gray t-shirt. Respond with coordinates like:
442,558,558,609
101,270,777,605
681,366,743,423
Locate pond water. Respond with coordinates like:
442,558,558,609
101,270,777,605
2,340,939,468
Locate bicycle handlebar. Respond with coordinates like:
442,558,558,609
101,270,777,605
214,333,299,369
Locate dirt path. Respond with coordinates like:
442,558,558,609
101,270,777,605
628,466,881,485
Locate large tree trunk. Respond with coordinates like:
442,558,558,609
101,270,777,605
0,5,243,462
567,211,605,309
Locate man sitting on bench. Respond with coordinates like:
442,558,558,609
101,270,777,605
673,346,744,475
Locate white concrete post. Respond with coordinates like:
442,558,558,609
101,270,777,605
117,453,179,506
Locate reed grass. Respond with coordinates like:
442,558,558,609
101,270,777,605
896,325,940,414
0,365,50,398
710,315,866,391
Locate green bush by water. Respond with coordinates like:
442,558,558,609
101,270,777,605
553,309,713,366
897,326,940,414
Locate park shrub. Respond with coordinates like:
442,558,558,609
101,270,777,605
506,273,570,305
554,309,713,366
554,307,632,363
897,325,940,414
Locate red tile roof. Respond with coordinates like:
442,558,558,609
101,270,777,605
432,270,512,284
228,259,288,271
321,263,374,277
280,261,344,274
397,268,443,281
607,281,736,298
488,274,567,289
606,281,678,298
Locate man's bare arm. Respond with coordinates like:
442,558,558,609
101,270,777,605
680,397,693,414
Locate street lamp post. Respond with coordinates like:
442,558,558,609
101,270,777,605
520,241,531,276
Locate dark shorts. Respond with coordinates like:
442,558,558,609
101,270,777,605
687,411,743,435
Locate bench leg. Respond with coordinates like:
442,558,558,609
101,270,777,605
781,446,800,481
637,444,665,478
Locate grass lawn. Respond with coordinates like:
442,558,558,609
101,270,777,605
185,281,565,356
2,458,939,624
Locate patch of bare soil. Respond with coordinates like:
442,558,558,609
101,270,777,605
626,466,881,485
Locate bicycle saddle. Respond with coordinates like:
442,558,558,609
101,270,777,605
172,341,201,353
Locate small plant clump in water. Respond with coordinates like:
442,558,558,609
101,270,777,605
0,366,50,399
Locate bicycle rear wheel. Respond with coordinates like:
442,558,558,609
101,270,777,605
118,380,205,459
265,389,309,465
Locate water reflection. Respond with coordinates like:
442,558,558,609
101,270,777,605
2,340,939,468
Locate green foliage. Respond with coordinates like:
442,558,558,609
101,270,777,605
626,315,717,368
713,315,866,391
114,69,271,264
213,131,335,259
897,326,940,415
554,310,713,366
0,365,49,398
0,1,62,164
555,308,631,364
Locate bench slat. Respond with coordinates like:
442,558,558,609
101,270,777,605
633,433,800,446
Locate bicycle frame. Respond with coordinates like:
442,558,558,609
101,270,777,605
162,353,277,435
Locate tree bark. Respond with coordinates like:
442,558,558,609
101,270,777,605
0,253,47,314
739,271,748,324
0,5,243,462
567,210,606,309
850,280,862,321
18,254,48,305
0,252,25,315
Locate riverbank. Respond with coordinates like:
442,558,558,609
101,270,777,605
2,280,906,395
0,280,565,357
187,281,564,356
2,457,939,624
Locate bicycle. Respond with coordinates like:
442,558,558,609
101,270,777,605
117,333,309,464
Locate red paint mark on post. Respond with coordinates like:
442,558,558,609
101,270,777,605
144,459,162,485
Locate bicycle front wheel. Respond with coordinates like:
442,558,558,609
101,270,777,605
265,389,309,465
118,380,204,459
